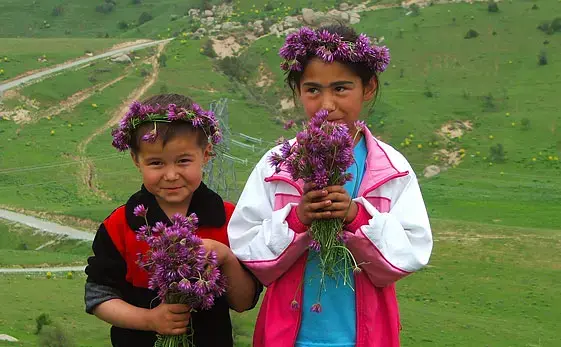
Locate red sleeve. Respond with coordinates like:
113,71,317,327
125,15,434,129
197,201,235,247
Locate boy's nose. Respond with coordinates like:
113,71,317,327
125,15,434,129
163,167,179,180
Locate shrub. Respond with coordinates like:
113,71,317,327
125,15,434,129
464,29,479,39
138,12,153,25
488,0,499,13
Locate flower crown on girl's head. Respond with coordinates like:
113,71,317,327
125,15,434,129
111,100,222,151
279,26,390,73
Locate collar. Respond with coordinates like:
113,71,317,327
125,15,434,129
125,182,226,231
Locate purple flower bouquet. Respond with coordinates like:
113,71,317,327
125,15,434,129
270,110,363,308
133,205,227,346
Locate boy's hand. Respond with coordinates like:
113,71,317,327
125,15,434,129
296,183,333,225
148,303,191,335
316,186,358,223
201,239,233,266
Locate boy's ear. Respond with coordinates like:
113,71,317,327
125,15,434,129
363,77,378,102
203,143,213,165
131,152,140,168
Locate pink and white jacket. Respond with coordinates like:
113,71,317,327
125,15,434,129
228,128,433,347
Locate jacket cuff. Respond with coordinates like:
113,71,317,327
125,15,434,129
286,205,309,234
345,202,371,233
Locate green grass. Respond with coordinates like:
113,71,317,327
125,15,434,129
0,38,127,81
0,219,91,268
0,71,146,221
0,219,559,346
17,59,128,109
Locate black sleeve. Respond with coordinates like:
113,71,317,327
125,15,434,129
84,223,128,314
241,262,263,310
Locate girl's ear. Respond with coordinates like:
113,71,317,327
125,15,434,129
131,151,140,168
363,76,378,102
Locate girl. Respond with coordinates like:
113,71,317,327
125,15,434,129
228,25,433,347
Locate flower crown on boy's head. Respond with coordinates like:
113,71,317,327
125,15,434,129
279,26,390,73
111,100,222,151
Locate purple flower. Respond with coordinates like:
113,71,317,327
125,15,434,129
309,240,321,252
337,232,349,244
284,120,295,130
290,300,300,310
133,204,148,217
310,303,322,313
142,129,158,143
278,27,391,74
354,120,366,132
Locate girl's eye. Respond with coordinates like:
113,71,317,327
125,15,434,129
178,159,192,164
306,87,320,94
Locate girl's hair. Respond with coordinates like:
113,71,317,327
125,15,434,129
129,94,209,154
285,24,380,103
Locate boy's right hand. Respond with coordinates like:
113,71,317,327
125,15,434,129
148,303,191,335
296,183,333,225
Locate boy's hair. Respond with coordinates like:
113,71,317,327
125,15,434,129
129,94,210,155
285,24,380,102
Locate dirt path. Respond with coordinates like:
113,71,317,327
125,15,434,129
75,41,170,199
37,74,129,121
0,265,86,274
0,39,173,94
0,208,94,241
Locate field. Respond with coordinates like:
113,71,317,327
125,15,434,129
1,0,560,346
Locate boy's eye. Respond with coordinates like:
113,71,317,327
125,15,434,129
335,86,347,92
306,87,320,94
149,161,162,166
178,159,192,164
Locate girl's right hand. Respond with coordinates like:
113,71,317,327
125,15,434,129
296,183,333,225
148,303,191,335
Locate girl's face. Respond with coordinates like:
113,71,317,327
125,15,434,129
298,58,377,134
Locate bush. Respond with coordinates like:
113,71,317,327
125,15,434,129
95,0,116,14
464,29,479,39
409,4,420,16
132,0,141,3
117,20,129,30
52,5,64,16
490,143,506,163
217,56,249,81
264,2,274,11
201,39,217,58
487,0,499,13
36,313,52,334
538,50,548,66
521,118,531,130
138,12,153,25
482,93,496,111
38,324,75,347
538,17,561,35
158,54,167,67
140,68,150,77
532,4,539,10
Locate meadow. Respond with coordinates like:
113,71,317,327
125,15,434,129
0,0,560,345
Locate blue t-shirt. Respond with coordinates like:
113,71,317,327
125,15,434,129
295,136,368,347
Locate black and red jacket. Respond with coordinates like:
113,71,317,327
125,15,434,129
85,183,259,347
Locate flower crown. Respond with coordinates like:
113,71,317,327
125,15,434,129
111,101,222,151
279,27,390,73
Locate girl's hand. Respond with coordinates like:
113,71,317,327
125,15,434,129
319,186,358,223
296,183,333,225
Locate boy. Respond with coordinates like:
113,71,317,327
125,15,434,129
85,94,262,347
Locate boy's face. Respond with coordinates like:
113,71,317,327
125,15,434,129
132,134,211,212
298,58,377,134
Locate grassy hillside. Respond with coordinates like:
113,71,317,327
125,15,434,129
1,0,561,228
0,38,128,81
